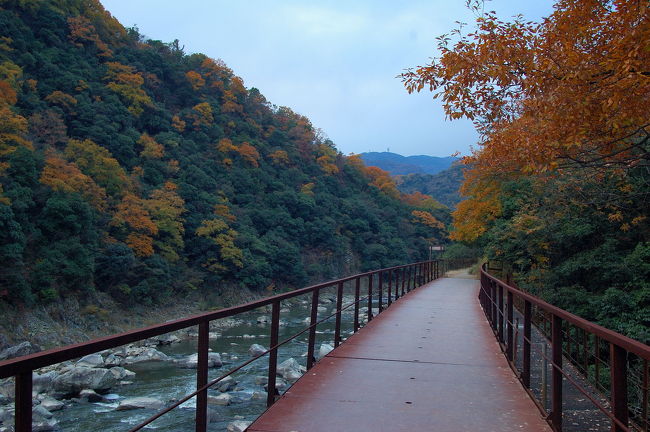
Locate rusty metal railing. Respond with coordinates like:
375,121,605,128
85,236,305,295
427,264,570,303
0,260,443,432
480,264,650,432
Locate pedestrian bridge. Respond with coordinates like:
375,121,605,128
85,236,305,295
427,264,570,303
1,260,648,432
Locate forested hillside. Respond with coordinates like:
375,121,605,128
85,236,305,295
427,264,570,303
359,152,456,175
403,0,650,342
395,162,464,209
0,0,450,307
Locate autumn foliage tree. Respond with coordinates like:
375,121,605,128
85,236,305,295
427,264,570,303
402,0,650,241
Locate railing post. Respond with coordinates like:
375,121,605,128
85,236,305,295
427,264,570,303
307,289,320,370
266,301,280,408
551,314,563,431
196,322,209,432
507,290,514,362
401,267,406,296
334,281,344,347
394,269,400,301
387,269,392,306
367,274,373,321
491,281,497,331
610,344,628,432
498,284,504,343
407,265,413,292
378,271,383,313
353,277,360,333
15,371,32,432
523,300,532,388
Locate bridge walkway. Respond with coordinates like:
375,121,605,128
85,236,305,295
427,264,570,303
248,276,551,432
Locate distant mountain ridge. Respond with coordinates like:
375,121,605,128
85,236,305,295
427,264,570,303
359,152,457,176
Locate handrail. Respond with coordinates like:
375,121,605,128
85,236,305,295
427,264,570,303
479,264,650,432
0,259,444,432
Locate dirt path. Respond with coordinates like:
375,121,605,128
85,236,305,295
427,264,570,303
445,267,477,279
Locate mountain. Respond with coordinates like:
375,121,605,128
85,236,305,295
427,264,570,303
0,0,450,307
395,163,465,209
359,152,457,176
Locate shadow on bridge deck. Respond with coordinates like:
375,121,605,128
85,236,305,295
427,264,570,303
248,276,551,432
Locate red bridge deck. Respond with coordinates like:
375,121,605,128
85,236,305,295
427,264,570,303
248,276,551,432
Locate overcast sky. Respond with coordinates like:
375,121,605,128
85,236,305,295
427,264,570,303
101,0,554,157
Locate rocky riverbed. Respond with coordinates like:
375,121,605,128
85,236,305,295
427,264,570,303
0,292,372,432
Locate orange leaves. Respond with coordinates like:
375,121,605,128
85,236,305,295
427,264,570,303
138,133,164,159
40,155,107,210
125,233,154,258
112,193,158,235
402,191,445,211
236,142,260,167
68,15,112,58
315,143,339,175
216,138,237,153
450,181,502,243
411,210,445,230
403,0,650,174
185,70,205,91
363,166,400,199
171,115,186,132
0,81,17,105
269,149,289,165
64,138,128,196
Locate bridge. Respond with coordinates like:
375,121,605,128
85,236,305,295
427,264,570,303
0,260,649,432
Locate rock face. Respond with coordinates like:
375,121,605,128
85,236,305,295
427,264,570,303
0,341,40,361
248,344,266,357
116,397,165,411
52,366,118,395
276,358,305,382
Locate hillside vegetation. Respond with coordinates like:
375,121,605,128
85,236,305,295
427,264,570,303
359,152,456,176
395,162,464,209
0,0,450,308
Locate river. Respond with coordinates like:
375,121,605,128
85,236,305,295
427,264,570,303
50,289,365,431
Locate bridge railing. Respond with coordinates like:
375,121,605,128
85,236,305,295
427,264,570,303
480,264,650,432
0,259,443,432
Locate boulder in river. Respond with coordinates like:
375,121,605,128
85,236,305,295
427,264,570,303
248,344,266,357
317,344,334,359
207,393,231,406
32,371,57,394
39,397,64,412
116,397,165,411
52,366,118,395
277,358,306,382
215,375,237,392
122,346,171,364
79,389,103,403
176,353,222,369
109,366,136,381
76,354,104,368
227,420,252,432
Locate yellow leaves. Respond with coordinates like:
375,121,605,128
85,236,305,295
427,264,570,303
450,181,502,243
64,138,128,195
196,218,243,272
0,104,29,157
316,155,339,174
0,61,22,87
138,133,164,159
104,62,152,116
300,182,315,196
145,182,186,261
189,102,213,129
111,193,158,235
402,191,445,211
45,91,77,110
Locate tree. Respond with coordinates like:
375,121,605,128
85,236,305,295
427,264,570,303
402,0,650,240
